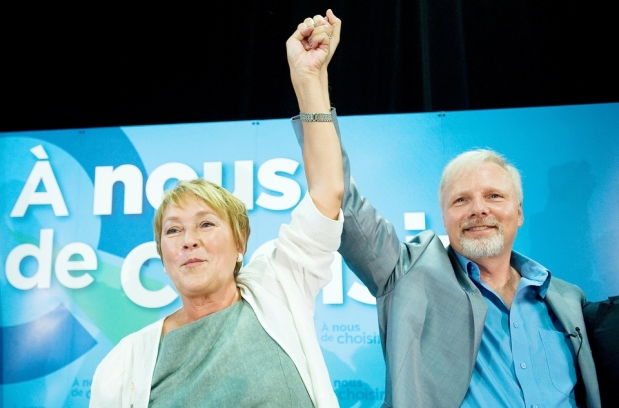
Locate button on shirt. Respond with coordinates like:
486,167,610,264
458,251,580,408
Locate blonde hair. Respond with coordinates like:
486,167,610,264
153,179,250,269
439,149,523,210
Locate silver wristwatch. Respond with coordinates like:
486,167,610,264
299,112,333,122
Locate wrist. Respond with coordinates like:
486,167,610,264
299,110,334,122
290,66,322,88
292,78,330,113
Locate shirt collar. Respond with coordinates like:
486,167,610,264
454,249,551,297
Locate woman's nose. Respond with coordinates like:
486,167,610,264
182,228,200,248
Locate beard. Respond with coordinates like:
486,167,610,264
459,217,505,259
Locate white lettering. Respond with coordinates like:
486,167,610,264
202,161,254,210
55,243,97,289
256,158,301,210
231,160,254,210
203,162,223,184
11,153,69,217
6,229,54,289
30,145,48,160
145,163,198,209
348,282,376,305
93,165,143,215
121,242,178,308
91,159,300,215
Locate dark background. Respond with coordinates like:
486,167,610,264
2,1,616,132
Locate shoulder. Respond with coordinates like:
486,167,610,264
402,230,448,263
584,296,619,324
117,318,164,349
389,230,452,288
548,275,586,300
405,229,441,247
512,251,585,301
91,318,164,406
93,319,163,381
548,275,586,313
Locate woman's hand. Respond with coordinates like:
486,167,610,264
286,10,341,111
287,10,344,219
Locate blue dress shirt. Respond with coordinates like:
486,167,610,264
458,251,580,408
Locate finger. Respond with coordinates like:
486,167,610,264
310,24,333,41
304,17,314,27
313,20,331,40
325,9,341,41
325,9,338,24
298,24,314,38
313,19,329,28
290,21,314,43
313,14,325,26
306,31,331,50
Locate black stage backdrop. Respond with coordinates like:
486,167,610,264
2,1,617,132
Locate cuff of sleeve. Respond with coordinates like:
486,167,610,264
293,193,343,252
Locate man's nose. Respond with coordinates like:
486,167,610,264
470,196,489,216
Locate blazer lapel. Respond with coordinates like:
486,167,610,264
545,281,585,352
545,279,601,408
448,248,487,361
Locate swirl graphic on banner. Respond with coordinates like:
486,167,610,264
1,304,96,384
35,127,154,257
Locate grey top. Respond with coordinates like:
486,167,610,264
149,300,314,407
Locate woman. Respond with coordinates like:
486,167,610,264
90,10,343,408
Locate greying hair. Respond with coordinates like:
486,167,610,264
438,149,523,210
153,179,250,265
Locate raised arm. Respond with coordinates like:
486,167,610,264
289,13,406,297
286,10,343,220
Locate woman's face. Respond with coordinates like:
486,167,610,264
160,196,240,300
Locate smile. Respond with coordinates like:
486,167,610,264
464,226,495,231
183,258,204,266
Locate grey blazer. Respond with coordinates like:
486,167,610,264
293,113,600,408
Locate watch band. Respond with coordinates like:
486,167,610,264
299,112,333,122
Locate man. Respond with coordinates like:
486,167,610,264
290,11,600,408
584,296,619,407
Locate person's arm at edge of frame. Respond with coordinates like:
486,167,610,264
287,10,343,220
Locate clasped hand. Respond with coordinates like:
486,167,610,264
286,9,341,82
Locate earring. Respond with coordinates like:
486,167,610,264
237,253,243,263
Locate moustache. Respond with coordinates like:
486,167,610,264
460,216,500,231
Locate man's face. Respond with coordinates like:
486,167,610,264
442,162,523,262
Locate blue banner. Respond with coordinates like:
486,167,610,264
1,103,618,407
